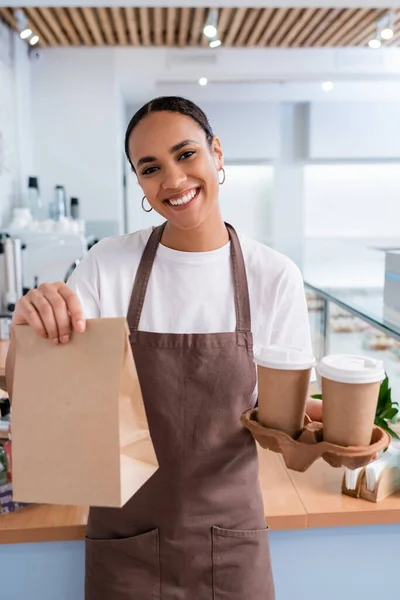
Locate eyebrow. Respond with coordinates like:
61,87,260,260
136,139,199,168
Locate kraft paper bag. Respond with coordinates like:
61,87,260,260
12,318,159,507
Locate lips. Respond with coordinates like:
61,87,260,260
164,187,200,208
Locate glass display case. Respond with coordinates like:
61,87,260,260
305,283,400,404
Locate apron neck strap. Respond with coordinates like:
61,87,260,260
127,222,251,333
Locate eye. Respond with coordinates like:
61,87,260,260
141,165,159,176
179,151,196,161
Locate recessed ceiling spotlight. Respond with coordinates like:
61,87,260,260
368,38,382,49
209,39,222,49
30,35,39,46
381,27,394,40
322,81,334,92
20,28,32,40
199,77,208,87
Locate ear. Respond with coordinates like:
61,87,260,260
211,136,224,171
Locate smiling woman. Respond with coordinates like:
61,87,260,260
8,95,315,600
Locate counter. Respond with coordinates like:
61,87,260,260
1,340,400,599
1,450,400,545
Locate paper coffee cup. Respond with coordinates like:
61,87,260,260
254,347,316,437
318,354,385,447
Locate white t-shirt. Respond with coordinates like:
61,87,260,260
68,227,314,403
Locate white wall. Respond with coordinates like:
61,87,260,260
305,164,400,239
310,103,400,159
0,23,32,227
31,48,125,236
303,164,400,287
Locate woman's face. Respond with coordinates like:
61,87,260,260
127,111,224,231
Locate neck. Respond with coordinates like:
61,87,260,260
161,208,229,252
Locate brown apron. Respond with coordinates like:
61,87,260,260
85,223,275,599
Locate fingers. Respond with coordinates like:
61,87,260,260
56,283,86,333
29,289,61,344
13,282,86,344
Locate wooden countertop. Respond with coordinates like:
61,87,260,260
1,448,400,545
1,336,400,543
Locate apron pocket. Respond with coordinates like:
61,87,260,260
212,525,274,600
85,528,161,600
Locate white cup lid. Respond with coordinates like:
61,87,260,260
254,346,316,370
318,354,386,384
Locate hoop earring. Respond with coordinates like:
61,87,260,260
141,196,153,213
219,167,226,185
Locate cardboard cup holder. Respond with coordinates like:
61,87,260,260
241,408,390,472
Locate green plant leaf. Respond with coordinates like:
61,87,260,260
311,394,322,400
380,407,399,421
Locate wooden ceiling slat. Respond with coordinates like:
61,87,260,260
67,7,93,46
314,8,359,47
189,7,204,46
218,7,233,41
325,9,371,47
3,5,396,51
153,7,163,46
224,7,247,47
97,7,114,45
302,8,342,47
178,7,190,48
280,8,315,48
290,8,330,47
0,7,16,28
54,7,80,46
166,7,176,47
234,8,260,46
258,8,289,46
139,7,151,46
112,6,128,46
82,7,104,47
25,7,58,47
339,9,385,46
38,7,69,46
269,8,302,47
246,8,274,46
125,7,139,46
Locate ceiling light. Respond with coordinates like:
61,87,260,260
209,39,222,49
204,24,217,39
20,28,32,40
368,39,381,49
199,77,208,87
381,27,394,40
322,81,333,92
204,9,218,39
30,35,39,46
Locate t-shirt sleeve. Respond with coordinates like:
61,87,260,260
67,249,101,319
269,261,313,356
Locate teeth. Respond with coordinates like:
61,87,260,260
168,189,197,206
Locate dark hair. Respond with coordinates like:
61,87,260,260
124,96,214,171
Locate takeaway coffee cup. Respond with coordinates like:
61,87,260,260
318,354,386,447
254,347,316,437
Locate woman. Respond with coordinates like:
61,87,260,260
7,97,320,599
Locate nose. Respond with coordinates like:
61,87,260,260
161,163,187,191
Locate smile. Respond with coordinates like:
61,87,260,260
164,188,200,208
